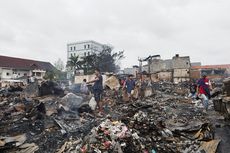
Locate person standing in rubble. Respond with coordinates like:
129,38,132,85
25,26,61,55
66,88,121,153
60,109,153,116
135,74,144,99
123,75,135,100
87,68,103,113
188,80,197,99
197,72,212,112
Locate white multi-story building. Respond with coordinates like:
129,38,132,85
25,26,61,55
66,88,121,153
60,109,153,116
67,40,108,79
67,40,106,61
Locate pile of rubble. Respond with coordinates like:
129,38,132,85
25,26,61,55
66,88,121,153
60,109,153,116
213,77,230,119
0,79,230,153
0,81,96,153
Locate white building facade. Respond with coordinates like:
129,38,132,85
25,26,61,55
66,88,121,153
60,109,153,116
67,40,105,60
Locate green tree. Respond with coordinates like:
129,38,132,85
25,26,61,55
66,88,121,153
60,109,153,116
67,55,81,75
81,54,97,75
98,45,124,72
81,45,124,74
43,70,57,80
54,58,65,71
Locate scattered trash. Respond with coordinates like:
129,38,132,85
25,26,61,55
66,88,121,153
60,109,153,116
89,97,97,111
105,75,120,90
0,78,230,152
60,93,83,111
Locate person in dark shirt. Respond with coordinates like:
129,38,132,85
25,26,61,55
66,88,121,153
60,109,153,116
87,68,103,113
188,80,197,99
123,75,135,100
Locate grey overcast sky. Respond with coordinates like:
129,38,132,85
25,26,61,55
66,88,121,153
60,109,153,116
0,0,229,68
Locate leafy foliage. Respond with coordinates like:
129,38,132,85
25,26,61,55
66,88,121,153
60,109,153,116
43,70,56,80
81,45,124,74
54,58,65,71
66,55,84,74
66,45,124,75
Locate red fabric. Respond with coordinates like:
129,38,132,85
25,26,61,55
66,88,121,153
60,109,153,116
198,78,209,94
121,80,125,86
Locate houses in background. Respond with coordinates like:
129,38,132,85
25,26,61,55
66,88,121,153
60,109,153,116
0,55,56,81
124,54,230,83
190,64,230,80
123,66,139,77
147,54,191,83
124,54,191,83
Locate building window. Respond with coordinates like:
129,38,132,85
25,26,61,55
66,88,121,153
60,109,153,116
36,72,41,77
18,73,20,76
6,72,10,76
24,73,27,76
84,52,86,56
88,52,90,56
71,53,73,57
84,45,86,49
74,46,76,50
70,47,72,51
88,44,90,48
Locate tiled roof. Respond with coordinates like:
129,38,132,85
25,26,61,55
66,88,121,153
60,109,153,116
0,55,56,71
192,64,230,69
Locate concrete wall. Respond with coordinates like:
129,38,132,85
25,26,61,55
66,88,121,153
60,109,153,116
124,67,138,77
32,69,46,79
0,68,12,80
158,71,172,81
173,78,190,83
150,72,172,82
75,74,95,84
0,68,29,80
148,56,191,83
67,41,104,60
149,59,167,73
12,70,29,79
142,65,149,72
149,56,190,73
151,73,159,82
74,74,108,87
0,67,48,81
0,68,28,80
173,69,190,78
173,68,190,83
190,69,201,80
172,57,190,69
68,41,104,52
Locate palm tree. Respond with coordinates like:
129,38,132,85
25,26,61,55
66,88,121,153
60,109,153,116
82,54,97,74
67,55,82,76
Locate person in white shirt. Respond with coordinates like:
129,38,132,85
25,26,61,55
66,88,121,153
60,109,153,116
80,79,89,94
